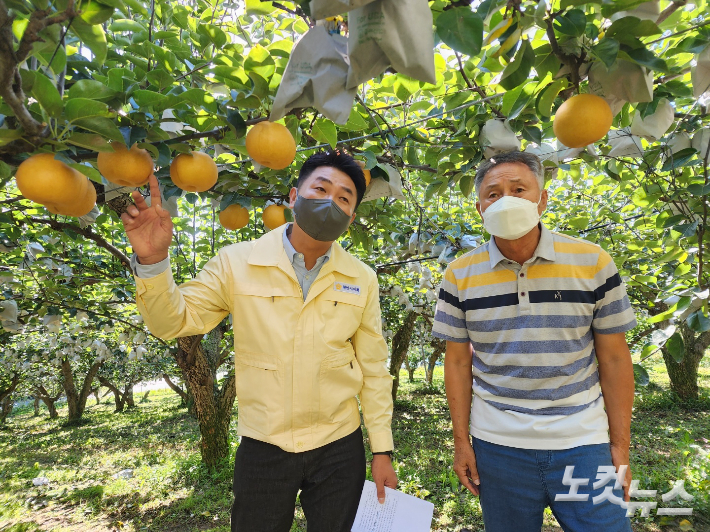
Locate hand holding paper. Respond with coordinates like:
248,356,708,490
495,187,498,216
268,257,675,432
351,480,434,532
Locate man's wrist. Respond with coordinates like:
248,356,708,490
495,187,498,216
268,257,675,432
372,451,393,458
137,253,169,265
453,434,472,447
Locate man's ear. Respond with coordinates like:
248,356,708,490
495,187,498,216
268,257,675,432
288,187,298,209
475,201,482,218
539,189,549,214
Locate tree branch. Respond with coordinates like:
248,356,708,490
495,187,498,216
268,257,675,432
25,217,131,269
544,12,583,89
656,0,686,26
454,51,504,118
0,0,77,145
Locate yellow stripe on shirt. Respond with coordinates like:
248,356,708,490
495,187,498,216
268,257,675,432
458,269,517,290
527,263,598,280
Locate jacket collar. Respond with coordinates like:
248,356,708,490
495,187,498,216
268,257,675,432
248,224,360,278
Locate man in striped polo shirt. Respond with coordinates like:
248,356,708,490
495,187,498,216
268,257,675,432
433,151,636,531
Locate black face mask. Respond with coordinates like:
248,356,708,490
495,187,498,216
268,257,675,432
292,194,352,242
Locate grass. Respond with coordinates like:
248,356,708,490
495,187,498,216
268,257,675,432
0,360,709,532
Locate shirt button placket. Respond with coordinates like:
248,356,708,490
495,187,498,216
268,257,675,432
519,268,529,314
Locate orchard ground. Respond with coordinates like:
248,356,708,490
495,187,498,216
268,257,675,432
1,362,709,532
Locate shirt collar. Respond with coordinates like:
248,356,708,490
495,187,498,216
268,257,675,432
488,223,556,268
282,223,332,265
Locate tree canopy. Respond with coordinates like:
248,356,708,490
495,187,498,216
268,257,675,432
1,0,710,438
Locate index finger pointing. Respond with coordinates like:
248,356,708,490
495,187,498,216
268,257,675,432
148,174,161,209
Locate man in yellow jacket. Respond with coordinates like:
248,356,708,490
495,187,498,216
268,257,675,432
121,151,397,532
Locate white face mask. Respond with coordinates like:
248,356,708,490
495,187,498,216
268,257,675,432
481,195,542,241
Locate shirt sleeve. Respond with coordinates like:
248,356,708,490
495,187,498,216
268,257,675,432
351,271,394,453
432,265,469,342
131,254,170,278
591,250,637,334
134,249,232,340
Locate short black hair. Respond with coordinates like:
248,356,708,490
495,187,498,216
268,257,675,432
297,150,367,208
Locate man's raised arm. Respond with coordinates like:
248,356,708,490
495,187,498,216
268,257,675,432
122,175,231,340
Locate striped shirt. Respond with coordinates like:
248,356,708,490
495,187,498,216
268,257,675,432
432,224,636,450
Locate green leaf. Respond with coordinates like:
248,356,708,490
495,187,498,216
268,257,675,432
132,90,168,107
109,19,146,32
534,43,561,79
73,117,124,142
0,130,22,147
633,363,650,386
665,332,685,363
567,216,589,229
246,0,275,15
499,39,535,90
146,69,174,91
561,0,597,8
197,24,227,49
425,180,443,201
65,132,113,151
342,108,369,132
30,72,62,118
459,174,474,197
311,118,337,149
626,47,669,73
226,111,246,138
554,9,586,37
79,0,114,24
502,82,534,120
606,16,661,40
435,7,483,57
687,310,710,333
674,263,692,276
67,80,116,101
71,19,107,65
244,45,275,81
536,79,567,118
592,38,619,68
661,148,698,172
65,99,110,121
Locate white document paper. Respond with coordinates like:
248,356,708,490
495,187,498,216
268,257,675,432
351,480,434,532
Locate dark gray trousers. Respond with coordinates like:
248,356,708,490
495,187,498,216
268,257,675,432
231,428,366,532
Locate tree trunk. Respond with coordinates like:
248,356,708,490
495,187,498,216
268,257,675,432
426,338,446,386
33,396,40,416
175,332,236,471
98,376,125,413
36,386,61,419
164,373,195,416
0,373,20,404
163,373,188,402
661,323,709,402
60,359,103,423
404,353,415,382
0,395,14,424
389,311,418,402
124,385,135,408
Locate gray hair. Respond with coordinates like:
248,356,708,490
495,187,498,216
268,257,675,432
474,151,544,198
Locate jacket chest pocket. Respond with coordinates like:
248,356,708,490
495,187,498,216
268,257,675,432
235,352,284,437
316,291,367,342
318,347,363,425
232,282,301,353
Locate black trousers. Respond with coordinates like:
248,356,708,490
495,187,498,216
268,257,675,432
231,428,366,532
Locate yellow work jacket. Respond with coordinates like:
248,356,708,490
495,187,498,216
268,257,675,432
134,225,394,453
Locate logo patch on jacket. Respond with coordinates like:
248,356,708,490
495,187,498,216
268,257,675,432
334,282,360,295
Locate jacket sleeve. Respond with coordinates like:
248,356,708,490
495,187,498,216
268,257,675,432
134,250,232,340
352,271,394,453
